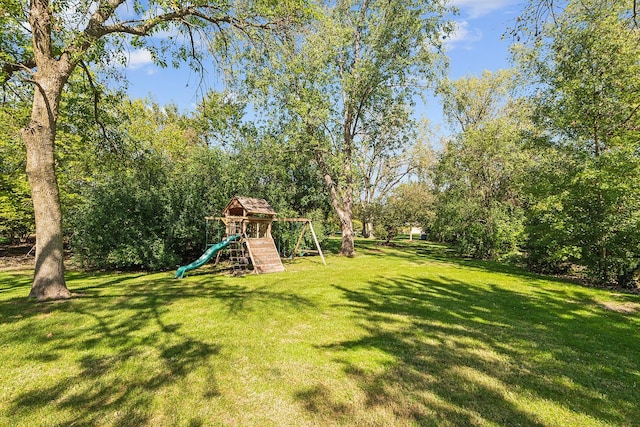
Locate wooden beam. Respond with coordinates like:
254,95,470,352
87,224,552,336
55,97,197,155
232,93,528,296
273,218,326,266
292,222,309,259
308,221,326,266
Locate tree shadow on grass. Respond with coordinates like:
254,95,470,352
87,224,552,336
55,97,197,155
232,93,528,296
295,274,640,426
1,272,315,426
0,270,33,294
354,238,542,276
358,238,640,302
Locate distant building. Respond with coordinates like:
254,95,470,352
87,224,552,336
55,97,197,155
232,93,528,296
409,226,424,241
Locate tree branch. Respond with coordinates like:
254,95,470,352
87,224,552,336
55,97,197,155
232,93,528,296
620,103,640,131
1,59,36,84
94,7,274,38
68,3,278,65
78,60,110,143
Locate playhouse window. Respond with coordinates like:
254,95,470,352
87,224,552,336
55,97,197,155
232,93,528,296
246,221,269,238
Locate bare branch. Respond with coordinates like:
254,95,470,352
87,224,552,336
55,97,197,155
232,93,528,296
67,3,280,67
78,60,110,143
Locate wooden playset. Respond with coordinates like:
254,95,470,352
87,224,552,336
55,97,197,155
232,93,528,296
176,197,324,278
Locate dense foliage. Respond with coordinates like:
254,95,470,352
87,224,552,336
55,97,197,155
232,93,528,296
66,94,329,270
427,0,639,287
0,0,637,288
71,147,226,270
432,71,533,260
0,104,32,243
516,0,640,286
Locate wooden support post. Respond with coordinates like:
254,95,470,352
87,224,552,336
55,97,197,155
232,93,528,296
273,217,326,266
292,222,309,259
308,221,326,266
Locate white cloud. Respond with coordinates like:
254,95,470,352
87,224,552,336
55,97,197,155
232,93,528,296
444,20,483,50
127,49,154,69
451,0,513,19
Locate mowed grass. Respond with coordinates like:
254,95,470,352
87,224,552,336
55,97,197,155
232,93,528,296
1,239,639,426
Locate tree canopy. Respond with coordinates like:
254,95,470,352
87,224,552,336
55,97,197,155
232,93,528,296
243,0,453,255
514,0,640,285
0,0,638,293
0,0,309,299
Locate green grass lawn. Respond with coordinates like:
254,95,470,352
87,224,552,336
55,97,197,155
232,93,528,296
1,239,639,426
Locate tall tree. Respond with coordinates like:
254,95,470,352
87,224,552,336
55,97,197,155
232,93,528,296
433,70,534,259
514,0,640,285
1,0,306,299
247,0,452,255
356,120,435,238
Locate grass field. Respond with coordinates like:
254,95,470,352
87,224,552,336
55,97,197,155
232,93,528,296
1,239,639,426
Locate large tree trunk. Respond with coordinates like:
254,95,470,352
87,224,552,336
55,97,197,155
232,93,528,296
21,72,71,300
362,221,374,239
21,0,76,300
335,195,355,257
315,149,356,256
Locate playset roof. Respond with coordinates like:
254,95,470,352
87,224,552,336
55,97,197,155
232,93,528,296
222,197,277,217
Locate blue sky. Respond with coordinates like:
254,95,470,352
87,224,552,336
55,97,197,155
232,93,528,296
425,0,521,131
122,0,520,130
445,0,518,78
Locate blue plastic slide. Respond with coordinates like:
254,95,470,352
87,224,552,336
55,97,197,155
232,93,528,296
175,235,239,279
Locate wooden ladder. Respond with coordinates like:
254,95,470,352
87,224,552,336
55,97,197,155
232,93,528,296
228,235,251,275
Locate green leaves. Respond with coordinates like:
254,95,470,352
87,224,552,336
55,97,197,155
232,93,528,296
243,0,453,253
524,0,640,154
517,0,640,286
433,71,532,260
0,103,32,242
65,91,329,270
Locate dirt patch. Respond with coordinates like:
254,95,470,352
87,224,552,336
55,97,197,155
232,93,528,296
0,244,35,271
599,301,640,314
